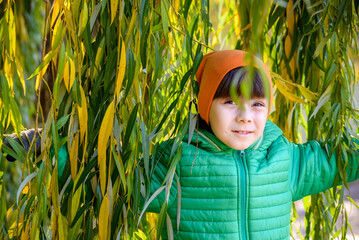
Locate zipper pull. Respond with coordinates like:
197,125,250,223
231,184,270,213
240,150,245,157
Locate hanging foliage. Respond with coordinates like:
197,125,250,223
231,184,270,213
1,0,359,239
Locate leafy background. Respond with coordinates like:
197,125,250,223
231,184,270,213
1,0,359,239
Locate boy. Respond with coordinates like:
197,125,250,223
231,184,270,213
146,50,359,239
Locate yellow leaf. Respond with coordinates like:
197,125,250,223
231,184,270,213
111,0,118,24
20,221,30,240
51,165,60,214
58,213,68,240
124,7,137,45
134,229,147,239
15,57,25,95
78,85,88,143
63,60,70,91
64,9,77,45
52,21,64,50
274,79,308,105
7,8,16,58
99,195,110,240
51,0,64,27
70,58,76,91
94,39,105,78
115,40,126,99
4,57,13,90
297,85,318,104
98,101,115,193
35,65,49,93
272,72,317,105
51,210,58,239
22,186,29,194
70,132,79,180
78,1,88,36
71,185,82,222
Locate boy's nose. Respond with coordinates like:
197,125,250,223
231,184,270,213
235,107,252,123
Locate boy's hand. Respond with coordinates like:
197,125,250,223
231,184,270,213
2,129,42,162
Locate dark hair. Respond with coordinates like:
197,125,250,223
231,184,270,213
197,67,265,132
213,67,265,99
197,115,213,133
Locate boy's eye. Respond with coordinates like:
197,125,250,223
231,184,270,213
224,100,235,105
252,102,265,107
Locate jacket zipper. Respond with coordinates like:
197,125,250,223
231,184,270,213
236,150,247,240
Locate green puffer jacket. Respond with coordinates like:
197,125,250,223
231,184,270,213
147,120,359,239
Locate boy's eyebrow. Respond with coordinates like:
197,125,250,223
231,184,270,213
251,97,267,100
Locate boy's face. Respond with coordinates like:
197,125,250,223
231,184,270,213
209,97,268,150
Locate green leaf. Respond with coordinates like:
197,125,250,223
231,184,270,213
74,158,97,191
161,0,169,41
156,201,168,240
149,98,179,141
27,50,57,80
37,161,45,197
123,103,139,149
112,145,126,192
137,185,166,227
78,0,89,36
313,34,331,59
104,46,118,91
82,23,95,64
140,22,150,69
52,21,64,50
162,146,182,185
309,86,332,119
201,0,210,44
56,114,70,130
52,119,60,159
192,51,203,78
9,96,22,134
124,48,135,98
17,172,38,205
140,122,150,179
90,2,102,31
70,201,91,228
4,137,27,162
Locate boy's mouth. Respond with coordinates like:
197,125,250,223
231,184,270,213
232,130,253,135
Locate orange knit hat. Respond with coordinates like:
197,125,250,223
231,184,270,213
195,50,272,124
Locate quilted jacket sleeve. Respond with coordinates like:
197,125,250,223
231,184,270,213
288,137,359,201
146,141,179,213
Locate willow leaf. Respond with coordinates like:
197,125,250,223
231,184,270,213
166,213,174,240
71,184,82,222
70,132,79,180
112,146,126,193
313,34,331,59
141,122,150,179
111,0,118,25
115,40,126,99
52,21,64,50
274,79,308,105
99,195,110,240
156,202,168,240
27,50,57,80
98,100,115,193
16,172,37,205
78,1,88,36
123,103,139,149
63,59,70,91
310,86,331,119
78,85,88,143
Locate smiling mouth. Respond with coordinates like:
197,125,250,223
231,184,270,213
232,130,254,135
